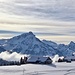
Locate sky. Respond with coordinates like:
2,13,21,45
0,0,75,44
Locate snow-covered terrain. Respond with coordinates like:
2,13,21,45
0,62,75,75
0,32,75,56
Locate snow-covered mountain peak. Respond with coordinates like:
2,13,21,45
0,32,75,56
6,32,35,45
20,31,35,38
0,32,55,55
67,41,75,52
10,31,35,40
69,41,75,46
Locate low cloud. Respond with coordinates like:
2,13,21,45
0,51,28,61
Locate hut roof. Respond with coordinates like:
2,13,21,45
27,56,52,62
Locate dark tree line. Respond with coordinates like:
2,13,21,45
20,56,28,64
0,56,28,66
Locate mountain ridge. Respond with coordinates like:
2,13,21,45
0,32,75,56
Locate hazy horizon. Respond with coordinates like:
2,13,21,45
0,0,75,44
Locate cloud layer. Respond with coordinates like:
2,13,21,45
0,51,27,61
0,0,75,21
0,0,75,44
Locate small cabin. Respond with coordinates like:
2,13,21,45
27,56,52,64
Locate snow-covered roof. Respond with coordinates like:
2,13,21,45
27,56,51,62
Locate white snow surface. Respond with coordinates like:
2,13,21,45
0,62,75,75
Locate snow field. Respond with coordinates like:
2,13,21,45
0,62,75,75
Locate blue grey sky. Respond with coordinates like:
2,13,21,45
0,0,75,44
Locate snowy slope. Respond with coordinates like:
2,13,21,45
42,40,58,48
68,41,75,52
0,32,75,56
0,46,6,53
0,62,75,75
0,32,57,56
57,42,75,56
42,40,75,56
